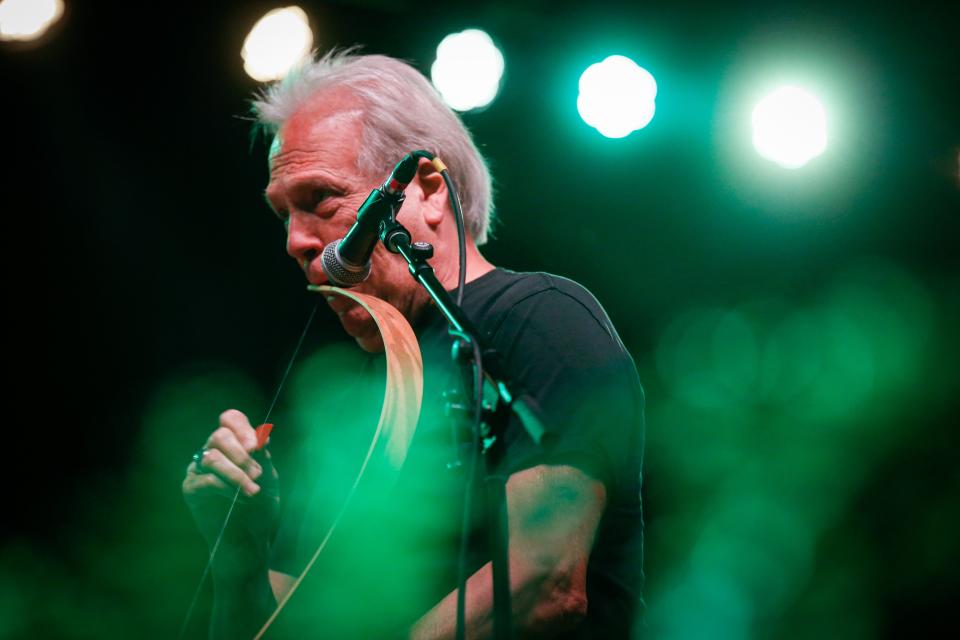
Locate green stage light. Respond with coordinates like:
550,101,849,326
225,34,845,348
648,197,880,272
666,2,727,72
430,29,504,112
577,55,657,139
242,6,313,82
751,86,828,168
0,0,63,42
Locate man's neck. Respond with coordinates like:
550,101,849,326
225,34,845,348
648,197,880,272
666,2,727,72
463,242,496,284
434,240,495,291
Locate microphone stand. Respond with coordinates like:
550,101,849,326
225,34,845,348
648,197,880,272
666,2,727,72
378,216,550,640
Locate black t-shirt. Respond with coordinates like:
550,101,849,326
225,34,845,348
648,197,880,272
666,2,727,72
269,268,645,638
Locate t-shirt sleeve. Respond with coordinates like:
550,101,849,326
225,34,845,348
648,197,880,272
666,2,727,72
487,286,645,490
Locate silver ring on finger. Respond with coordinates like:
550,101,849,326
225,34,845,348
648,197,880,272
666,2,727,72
191,447,209,472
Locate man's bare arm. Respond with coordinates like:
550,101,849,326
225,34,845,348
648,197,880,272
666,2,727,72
410,463,607,639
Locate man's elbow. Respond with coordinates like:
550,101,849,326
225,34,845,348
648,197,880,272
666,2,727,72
524,565,589,635
548,585,588,627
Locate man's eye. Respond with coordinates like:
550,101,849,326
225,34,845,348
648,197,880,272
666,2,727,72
312,190,330,207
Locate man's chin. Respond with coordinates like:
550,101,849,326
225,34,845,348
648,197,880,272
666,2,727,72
339,313,384,353
354,333,385,354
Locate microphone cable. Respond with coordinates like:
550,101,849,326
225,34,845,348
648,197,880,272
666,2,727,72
408,150,467,306
408,149,476,640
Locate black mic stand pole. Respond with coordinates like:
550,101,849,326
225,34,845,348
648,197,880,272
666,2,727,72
378,216,550,640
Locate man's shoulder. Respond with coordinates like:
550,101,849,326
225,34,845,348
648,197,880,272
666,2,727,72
470,268,608,319
473,268,594,297
472,269,619,342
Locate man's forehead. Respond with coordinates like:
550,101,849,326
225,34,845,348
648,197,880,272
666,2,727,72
268,105,365,172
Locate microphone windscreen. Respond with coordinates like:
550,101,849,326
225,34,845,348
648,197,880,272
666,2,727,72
321,240,371,287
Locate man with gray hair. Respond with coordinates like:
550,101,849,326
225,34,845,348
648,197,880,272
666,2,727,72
183,50,645,638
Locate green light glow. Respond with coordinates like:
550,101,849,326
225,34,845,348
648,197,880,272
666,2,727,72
648,260,938,637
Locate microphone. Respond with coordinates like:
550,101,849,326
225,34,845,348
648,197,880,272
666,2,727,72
321,154,419,286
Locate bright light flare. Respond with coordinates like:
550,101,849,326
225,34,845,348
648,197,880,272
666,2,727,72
0,0,64,42
752,86,828,169
242,6,313,82
431,29,505,112
577,55,657,139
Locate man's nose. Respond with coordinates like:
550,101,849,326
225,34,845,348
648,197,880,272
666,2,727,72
285,212,323,266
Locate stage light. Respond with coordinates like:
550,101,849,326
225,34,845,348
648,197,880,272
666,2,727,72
242,6,313,82
430,29,504,112
577,55,657,139
751,86,827,169
0,0,63,42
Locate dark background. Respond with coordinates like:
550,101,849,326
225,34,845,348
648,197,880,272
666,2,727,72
2,1,957,638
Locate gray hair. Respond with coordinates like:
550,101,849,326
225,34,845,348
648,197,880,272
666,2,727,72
252,49,496,245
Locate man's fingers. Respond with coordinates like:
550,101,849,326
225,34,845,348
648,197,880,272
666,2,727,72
219,409,259,452
206,426,263,478
180,409,270,503
183,468,234,496
196,447,261,496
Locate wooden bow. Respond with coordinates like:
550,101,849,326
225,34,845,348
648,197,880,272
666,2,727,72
253,285,424,638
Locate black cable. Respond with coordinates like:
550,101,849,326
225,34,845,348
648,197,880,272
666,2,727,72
410,150,467,305
443,170,467,306
408,148,474,639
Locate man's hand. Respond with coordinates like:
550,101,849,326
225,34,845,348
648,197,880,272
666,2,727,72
180,409,283,638
411,464,606,639
182,409,280,552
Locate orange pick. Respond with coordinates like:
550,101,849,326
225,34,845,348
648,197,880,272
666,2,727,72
255,423,273,450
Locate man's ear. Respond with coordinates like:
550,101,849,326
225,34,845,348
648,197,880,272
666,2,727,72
415,157,448,228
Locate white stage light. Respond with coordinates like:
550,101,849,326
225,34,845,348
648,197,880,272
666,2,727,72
577,55,657,139
752,86,828,169
242,6,313,82
431,29,505,112
0,0,64,42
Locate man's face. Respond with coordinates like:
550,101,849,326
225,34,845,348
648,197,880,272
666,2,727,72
264,93,430,352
